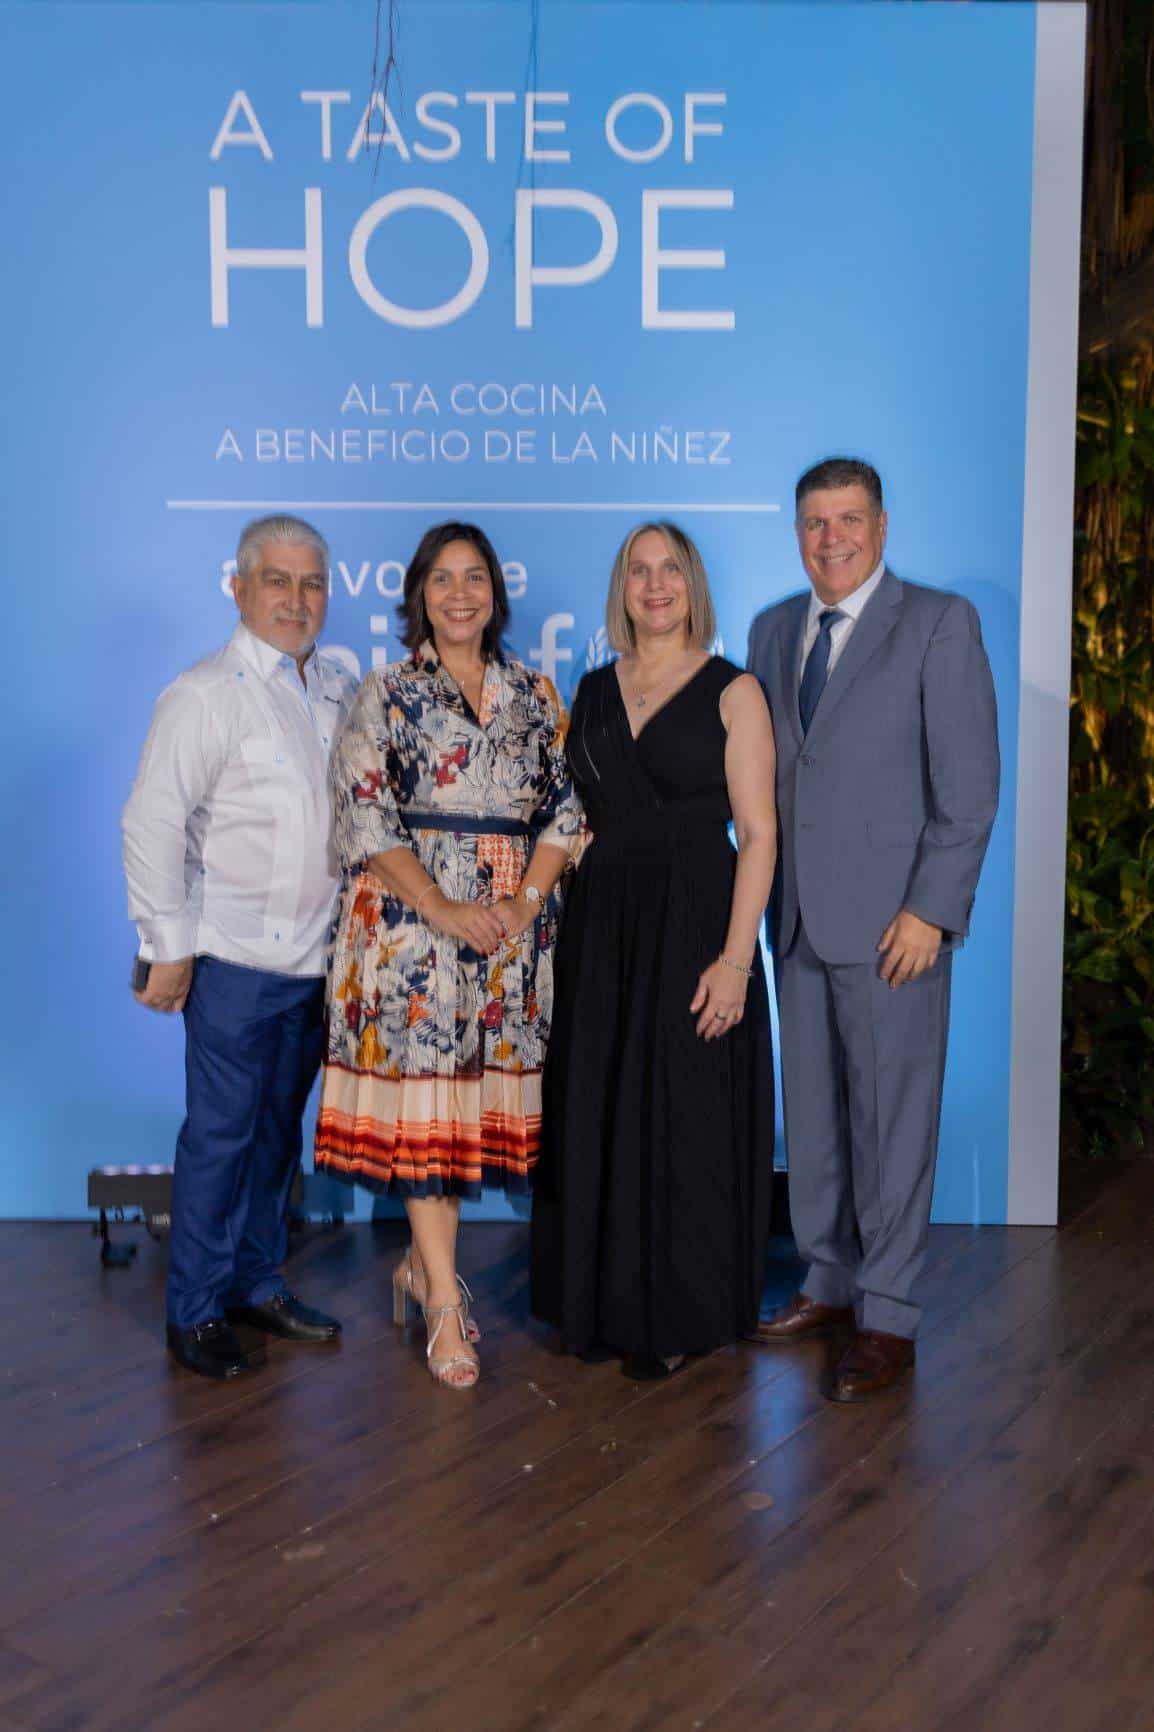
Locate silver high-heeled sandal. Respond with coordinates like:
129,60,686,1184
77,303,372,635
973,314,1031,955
423,1301,479,1390
392,1254,481,1341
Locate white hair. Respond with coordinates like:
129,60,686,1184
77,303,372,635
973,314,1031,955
236,514,329,580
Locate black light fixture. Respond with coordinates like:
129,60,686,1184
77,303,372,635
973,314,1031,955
87,1167,342,1266
87,1166,174,1266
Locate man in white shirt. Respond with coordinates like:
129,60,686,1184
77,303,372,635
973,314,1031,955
747,459,999,1401
123,515,358,1379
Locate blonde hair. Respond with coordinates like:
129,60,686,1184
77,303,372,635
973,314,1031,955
605,521,717,654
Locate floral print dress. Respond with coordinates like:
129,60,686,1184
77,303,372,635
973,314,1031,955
314,642,583,1197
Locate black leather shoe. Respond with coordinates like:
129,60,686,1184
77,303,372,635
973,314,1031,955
166,1319,254,1380
227,1291,342,1342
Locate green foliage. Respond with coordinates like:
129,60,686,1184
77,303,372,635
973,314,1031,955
1063,355,1154,1155
1063,788,1154,1154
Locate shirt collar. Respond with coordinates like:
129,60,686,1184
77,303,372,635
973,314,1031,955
807,560,887,627
232,621,318,684
415,638,508,726
415,639,466,709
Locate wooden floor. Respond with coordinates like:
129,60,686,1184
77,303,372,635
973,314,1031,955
3,1162,1154,1732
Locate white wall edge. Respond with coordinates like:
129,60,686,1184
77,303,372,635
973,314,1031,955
1007,2,1086,1225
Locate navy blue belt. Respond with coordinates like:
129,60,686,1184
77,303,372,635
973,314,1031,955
399,809,534,838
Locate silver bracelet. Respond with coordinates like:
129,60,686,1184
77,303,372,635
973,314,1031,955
718,954,754,979
414,883,438,921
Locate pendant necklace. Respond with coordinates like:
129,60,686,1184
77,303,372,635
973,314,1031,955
627,658,689,711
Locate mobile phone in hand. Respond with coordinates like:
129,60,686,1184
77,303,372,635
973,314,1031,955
131,955,152,994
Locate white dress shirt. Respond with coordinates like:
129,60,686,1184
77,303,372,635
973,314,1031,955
799,560,887,679
122,623,359,976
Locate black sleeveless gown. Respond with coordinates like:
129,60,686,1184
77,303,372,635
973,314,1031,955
530,657,774,1359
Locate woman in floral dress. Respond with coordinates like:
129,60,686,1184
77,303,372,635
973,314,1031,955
315,522,582,1388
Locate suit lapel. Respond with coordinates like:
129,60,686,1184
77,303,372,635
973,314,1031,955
806,568,903,740
778,595,809,747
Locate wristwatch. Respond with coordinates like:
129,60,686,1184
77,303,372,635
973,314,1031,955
520,884,543,909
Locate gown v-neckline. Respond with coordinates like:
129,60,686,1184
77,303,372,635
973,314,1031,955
613,655,715,743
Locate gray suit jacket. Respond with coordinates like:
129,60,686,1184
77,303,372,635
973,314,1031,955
747,569,1000,965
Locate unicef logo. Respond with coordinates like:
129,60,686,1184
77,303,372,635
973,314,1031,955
583,627,615,673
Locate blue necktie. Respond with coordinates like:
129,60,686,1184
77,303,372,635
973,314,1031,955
798,608,844,735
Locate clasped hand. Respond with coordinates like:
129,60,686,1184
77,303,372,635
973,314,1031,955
690,958,748,1041
426,892,535,954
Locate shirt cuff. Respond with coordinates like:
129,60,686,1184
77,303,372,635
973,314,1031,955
136,914,197,963
340,825,414,870
533,816,580,858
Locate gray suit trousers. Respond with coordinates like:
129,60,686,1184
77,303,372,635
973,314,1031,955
776,920,952,1338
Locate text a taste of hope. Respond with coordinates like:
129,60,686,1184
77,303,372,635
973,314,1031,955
209,87,736,329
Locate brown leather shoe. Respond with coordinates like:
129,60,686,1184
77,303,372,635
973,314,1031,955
825,1330,915,1402
744,1292,854,1344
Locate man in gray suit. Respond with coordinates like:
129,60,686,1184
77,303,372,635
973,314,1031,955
747,457,999,1401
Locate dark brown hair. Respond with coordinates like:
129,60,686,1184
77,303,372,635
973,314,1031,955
398,521,510,656
795,457,884,518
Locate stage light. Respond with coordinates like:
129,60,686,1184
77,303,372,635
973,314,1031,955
87,1166,174,1267
86,1167,340,1267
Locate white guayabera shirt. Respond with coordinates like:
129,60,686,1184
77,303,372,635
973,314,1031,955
122,623,359,977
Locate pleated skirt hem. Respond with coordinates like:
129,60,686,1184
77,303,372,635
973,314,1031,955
315,1059,541,1196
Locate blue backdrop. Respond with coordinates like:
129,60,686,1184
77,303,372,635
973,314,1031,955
1,0,1040,1221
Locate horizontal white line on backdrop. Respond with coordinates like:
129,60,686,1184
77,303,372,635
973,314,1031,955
166,499,782,514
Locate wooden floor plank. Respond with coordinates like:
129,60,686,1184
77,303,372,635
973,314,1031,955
857,1389,1154,1732
17,1353,797,1731
2,1161,1152,1732
965,1497,1154,1732
398,1180,1149,1730
631,1209,1129,1617
1,1320,591,1633
688,1289,1154,1729
5,1350,666,1724
327,1233,1115,1732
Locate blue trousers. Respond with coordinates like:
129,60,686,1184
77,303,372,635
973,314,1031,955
166,955,326,1330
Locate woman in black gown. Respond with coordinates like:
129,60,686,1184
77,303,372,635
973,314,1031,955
531,522,778,1377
